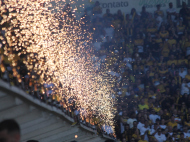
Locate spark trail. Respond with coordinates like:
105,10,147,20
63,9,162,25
0,0,116,131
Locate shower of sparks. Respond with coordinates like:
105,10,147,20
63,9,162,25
0,0,116,130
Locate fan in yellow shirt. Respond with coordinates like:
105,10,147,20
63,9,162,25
167,35,176,47
138,99,149,110
138,135,148,142
185,69,190,81
167,116,178,128
146,23,157,35
159,26,169,39
167,55,177,66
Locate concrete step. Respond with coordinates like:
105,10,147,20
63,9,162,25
0,95,16,111
74,135,98,142
0,90,7,98
21,119,68,140
31,123,72,141
39,127,79,142
83,136,103,142
61,130,93,142
0,103,29,120
21,115,58,135
15,109,42,124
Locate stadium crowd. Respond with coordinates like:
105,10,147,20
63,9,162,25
88,1,190,142
1,1,190,142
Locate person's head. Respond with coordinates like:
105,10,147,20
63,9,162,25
182,2,187,8
156,118,160,124
169,34,174,39
184,93,188,98
95,1,100,6
168,136,173,142
106,36,110,42
157,128,162,135
131,137,135,142
182,102,186,108
131,112,136,118
164,109,168,114
161,25,166,31
171,115,175,122
133,121,137,128
125,124,130,130
154,123,158,130
106,9,110,14
180,132,184,139
173,126,178,132
117,10,122,16
144,120,149,127
151,109,156,114
0,119,20,142
171,79,176,84
142,6,146,12
154,73,159,78
139,115,143,123
169,2,173,8
131,8,136,15
123,110,127,116
141,99,145,105
170,54,175,60
161,119,165,125
168,126,172,132
156,4,161,10
172,44,176,50
140,134,145,140
173,109,177,115
183,126,188,133
175,71,179,76
136,34,140,39
172,132,177,138
122,138,126,142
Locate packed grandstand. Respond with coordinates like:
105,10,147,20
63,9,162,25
1,1,190,142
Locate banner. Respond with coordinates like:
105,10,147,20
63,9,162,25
64,0,189,18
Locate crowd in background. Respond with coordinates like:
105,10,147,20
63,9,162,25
86,1,190,142
1,1,190,142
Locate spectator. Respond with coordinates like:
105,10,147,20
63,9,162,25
167,116,178,128
154,128,166,142
103,9,113,23
137,116,145,130
166,2,177,22
160,119,166,129
92,1,102,18
154,5,164,29
179,68,187,79
0,119,20,142
149,109,161,124
159,26,169,40
138,99,149,110
185,69,190,81
179,2,190,26
127,112,137,129
140,6,149,20
139,120,149,140
177,20,186,35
